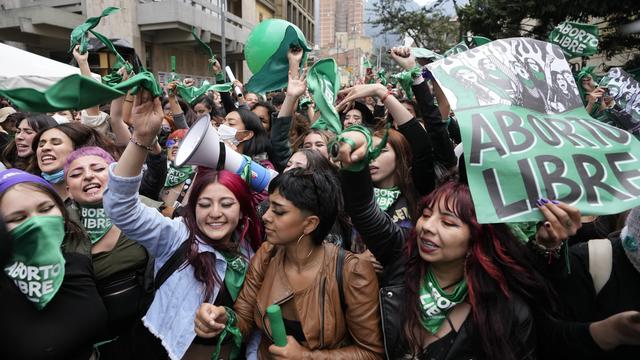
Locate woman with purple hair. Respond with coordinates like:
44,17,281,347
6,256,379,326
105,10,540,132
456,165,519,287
64,146,149,356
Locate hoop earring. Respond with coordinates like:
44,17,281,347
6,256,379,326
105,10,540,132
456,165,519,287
296,233,314,260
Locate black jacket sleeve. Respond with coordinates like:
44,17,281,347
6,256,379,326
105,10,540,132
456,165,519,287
412,79,457,169
340,167,405,269
397,118,436,196
269,116,293,172
220,91,237,115
139,152,167,201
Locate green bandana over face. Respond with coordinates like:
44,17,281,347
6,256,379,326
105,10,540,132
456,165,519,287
79,203,113,244
4,216,66,310
164,164,195,188
374,186,401,211
221,252,248,301
418,268,468,334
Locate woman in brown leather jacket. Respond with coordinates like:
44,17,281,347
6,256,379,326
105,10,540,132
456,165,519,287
194,168,384,359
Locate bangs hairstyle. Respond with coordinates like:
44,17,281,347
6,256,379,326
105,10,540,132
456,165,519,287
403,181,557,360
64,146,115,176
181,170,262,301
0,182,87,254
268,168,340,245
233,108,272,159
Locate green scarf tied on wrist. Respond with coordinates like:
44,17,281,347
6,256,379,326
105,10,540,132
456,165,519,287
374,186,401,211
164,164,195,188
211,307,243,360
308,58,342,135
4,216,66,310
79,203,113,244
332,123,390,172
391,66,421,100
418,267,468,334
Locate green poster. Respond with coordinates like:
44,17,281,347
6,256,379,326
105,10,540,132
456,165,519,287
548,21,599,59
429,38,640,223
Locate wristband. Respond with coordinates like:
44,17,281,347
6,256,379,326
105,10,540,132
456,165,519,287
380,90,393,103
130,136,157,152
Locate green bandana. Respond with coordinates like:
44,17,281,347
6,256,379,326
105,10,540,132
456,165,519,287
418,268,468,334
164,164,195,188
308,58,342,135
175,81,232,106
391,66,421,100
191,27,217,72
4,216,66,310
221,252,248,301
377,68,388,86
374,187,401,211
69,7,120,54
79,203,113,244
90,30,133,87
212,307,243,360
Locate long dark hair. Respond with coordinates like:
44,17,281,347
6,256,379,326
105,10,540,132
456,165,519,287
374,128,418,220
1,114,57,172
233,109,273,160
181,170,262,301
0,182,88,254
403,181,556,359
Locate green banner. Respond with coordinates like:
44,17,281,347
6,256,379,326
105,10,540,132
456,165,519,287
429,38,640,223
308,58,341,135
597,68,640,137
548,21,598,59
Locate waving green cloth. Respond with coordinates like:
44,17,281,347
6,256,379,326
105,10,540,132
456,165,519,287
245,25,311,94
0,74,123,112
444,36,491,57
378,68,388,86
308,58,342,135
392,66,421,100
412,48,443,61
175,81,233,106
191,27,214,60
0,70,161,112
69,7,120,54
89,30,133,87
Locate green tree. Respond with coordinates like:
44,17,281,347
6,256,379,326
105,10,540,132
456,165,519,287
368,0,461,53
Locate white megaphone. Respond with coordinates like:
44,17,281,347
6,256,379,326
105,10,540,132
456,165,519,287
174,116,279,192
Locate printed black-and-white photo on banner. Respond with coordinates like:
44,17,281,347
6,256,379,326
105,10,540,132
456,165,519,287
430,38,583,114
599,68,640,136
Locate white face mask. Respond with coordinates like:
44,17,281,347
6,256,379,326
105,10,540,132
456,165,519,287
217,124,240,146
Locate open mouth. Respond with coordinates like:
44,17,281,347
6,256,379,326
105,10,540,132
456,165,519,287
83,183,102,194
419,237,440,253
40,154,57,165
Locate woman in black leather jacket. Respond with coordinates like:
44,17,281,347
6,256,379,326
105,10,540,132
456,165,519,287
333,84,581,359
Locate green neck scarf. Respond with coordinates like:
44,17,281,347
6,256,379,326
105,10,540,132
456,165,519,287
164,164,195,188
221,252,248,301
418,267,468,334
79,203,113,244
374,186,401,211
4,216,66,310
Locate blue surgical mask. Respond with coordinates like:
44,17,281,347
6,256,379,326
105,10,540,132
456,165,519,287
41,169,65,184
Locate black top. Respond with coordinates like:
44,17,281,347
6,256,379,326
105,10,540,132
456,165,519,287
283,318,307,344
0,252,108,360
419,317,458,360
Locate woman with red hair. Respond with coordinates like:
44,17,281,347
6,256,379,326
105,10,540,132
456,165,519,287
333,125,583,359
102,92,263,359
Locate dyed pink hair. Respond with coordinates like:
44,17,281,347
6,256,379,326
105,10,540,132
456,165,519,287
64,146,115,176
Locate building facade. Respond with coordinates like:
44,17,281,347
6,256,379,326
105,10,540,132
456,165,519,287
0,0,256,82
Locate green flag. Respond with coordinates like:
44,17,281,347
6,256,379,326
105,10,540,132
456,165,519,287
244,19,311,94
429,37,640,223
176,81,233,106
548,21,599,59
69,7,120,54
443,36,491,57
308,58,342,135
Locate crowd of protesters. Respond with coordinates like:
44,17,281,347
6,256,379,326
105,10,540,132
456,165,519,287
1,31,639,360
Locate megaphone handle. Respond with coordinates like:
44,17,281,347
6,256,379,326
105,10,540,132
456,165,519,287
216,142,226,170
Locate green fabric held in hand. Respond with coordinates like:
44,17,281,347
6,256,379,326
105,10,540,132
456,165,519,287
245,24,311,94
89,30,133,87
112,70,162,97
69,7,120,54
211,307,243,360
175,81,233,106
392,66,421,100
308,58,342,135
0,74,124,112
334,123,390,172
377,68,387,86
244,19,310,74
191,27,214,60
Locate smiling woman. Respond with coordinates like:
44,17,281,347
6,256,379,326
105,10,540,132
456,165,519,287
0,114,57,173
